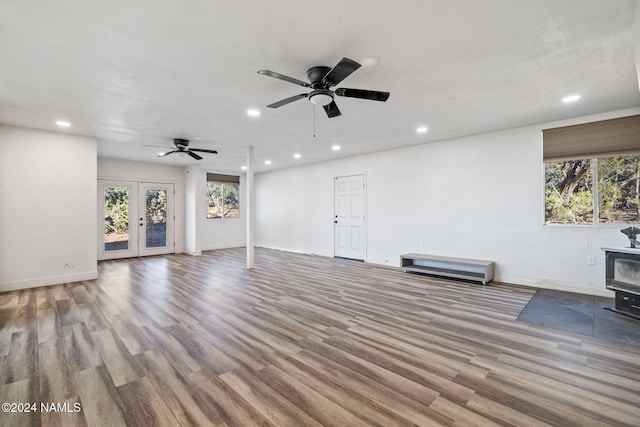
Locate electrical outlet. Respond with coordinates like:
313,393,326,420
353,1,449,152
586,256,596,265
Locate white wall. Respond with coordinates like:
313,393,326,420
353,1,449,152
98,157,186,253
0,125,97,291
98,158,246,254
255,108,640,297
201,172,247,251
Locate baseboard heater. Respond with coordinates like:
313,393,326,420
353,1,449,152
400,253,495,285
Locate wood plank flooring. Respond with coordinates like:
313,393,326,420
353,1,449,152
1,247,640,426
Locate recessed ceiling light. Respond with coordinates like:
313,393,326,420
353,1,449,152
247,109,261,117
264,160,272,165
562,94,581,103
56,120,71,128
416,126,428,134
360,57,378,67
241,165,247,170
332,145,341,151
293,153,301,159
193,136,203,140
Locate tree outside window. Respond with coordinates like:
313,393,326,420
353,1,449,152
545,155,640,224
598,156,640,223
545,160,593,224
206,182,239,218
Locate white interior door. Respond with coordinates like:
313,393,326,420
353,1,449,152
334,174,366,260
98,180,174,260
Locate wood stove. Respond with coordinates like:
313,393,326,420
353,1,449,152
603,247,640,319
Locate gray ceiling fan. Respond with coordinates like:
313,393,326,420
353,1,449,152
148,138,218,160
258,57,390,118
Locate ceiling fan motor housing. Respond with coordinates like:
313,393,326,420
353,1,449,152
174,138,189,147
307,66,332,88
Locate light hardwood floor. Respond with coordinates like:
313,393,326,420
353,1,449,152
1,248,639,426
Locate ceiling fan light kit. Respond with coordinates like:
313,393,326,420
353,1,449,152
309,89,334,106
258,57,390,118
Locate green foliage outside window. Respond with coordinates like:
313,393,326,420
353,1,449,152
146,189,167,224
206,182,239,218
545,160,593,224
104,187,130,234
545,155,640,224
598,156,640,223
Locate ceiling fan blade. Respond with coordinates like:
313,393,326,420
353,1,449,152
187,151,203,160
158,150,178,157
267,93,308,108
322,57,361,87
189,148,218,154
144,144,175,148
257,70,310,87
323,100,342,118
334,88,390,102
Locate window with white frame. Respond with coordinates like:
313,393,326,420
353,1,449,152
543,115,640,225
206,173,240,219
545,156,640,224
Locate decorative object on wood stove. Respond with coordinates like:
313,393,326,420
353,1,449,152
620,226,640,248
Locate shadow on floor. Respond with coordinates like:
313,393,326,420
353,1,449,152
517,289,640,346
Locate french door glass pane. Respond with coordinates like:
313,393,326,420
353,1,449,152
104,187,130,251
146,189,167,248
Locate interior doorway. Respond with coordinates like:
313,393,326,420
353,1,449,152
334,174,366,260
98,180,175,260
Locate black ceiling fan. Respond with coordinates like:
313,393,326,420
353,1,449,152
258,57,390,118
157,139,217,160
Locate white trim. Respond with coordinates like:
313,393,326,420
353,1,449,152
0,271,98,293
256,245,334,258
201,243,245,251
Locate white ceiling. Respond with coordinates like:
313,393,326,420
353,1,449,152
1,1,639,173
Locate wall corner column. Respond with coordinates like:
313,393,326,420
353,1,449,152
185,163,202,256
246,147,254,269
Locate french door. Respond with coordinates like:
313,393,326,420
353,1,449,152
98,180,175,260
334,174,366,260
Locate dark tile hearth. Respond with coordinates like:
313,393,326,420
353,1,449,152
517,289,640,346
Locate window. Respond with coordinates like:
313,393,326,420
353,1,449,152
545,159,593,224
206,173,240,219
544,156,640,224
598,156,640,223
542,115,640,225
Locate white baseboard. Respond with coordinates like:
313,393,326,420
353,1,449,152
0,270,98,293
255,245,334,258
201,243,246,251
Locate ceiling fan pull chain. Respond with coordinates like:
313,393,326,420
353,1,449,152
313,104,316,138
